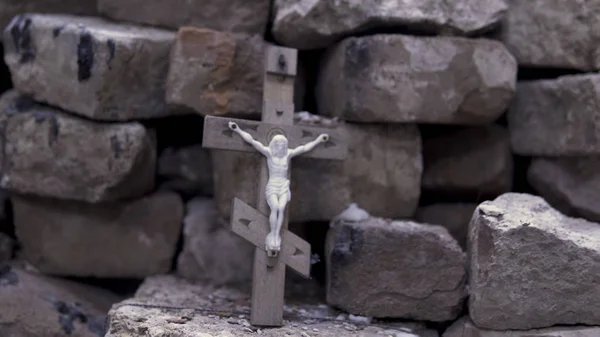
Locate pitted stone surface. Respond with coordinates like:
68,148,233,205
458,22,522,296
3,13,177,121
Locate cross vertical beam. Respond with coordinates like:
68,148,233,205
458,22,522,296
251,46,297,326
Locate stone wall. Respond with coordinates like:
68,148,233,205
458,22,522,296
0,0,599,336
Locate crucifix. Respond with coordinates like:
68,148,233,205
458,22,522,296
202,45,348,326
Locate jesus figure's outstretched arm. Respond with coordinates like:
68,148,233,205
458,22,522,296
289,133,329,158
228,122,270,156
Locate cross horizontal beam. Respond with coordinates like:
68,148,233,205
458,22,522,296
231,198,311,278
202,115,347,160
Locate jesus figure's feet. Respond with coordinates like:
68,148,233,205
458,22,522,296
265,231,281,257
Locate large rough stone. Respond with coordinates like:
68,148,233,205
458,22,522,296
422,125,512,198
0,263,121,337
0,0,96,32
3,14,177,121
317,35,517,124
98,0,270,35
0,90,155,203
528,157,600,223
499,0,600,70
508,74,600,155
165,27,264,118
158,145,214,197
272,0,508,50
212,121,422,222
176,198,254,286
443,316,600,337
326,216,467,321
469,193,600,329
13,192,183,278
106,274,439,337
415,203,478,249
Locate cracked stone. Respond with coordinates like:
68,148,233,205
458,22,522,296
272,0,508,49
498,0,600,70
326,216,466,321
507,74,600,155
443,316,600,337
528,157,600,223
13,192,183,278
98,0,270,35
468,193,600,329
3,13,177,121
317,34,516,124
0,90,156,203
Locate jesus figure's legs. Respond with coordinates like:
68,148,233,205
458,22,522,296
266,193,289,257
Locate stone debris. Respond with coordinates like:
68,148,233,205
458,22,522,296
158,144,214,197
468,193,600,329
422,125,513,199
499,0,600,70
508,74,600,155
105,274,439,337
165,27,265,119
0,263,122,337
98,0,271,35
3,13,177,121
0,90,156,203
528,157,600,223
443,316,600,337
326,217,466,321
13,192,183,278
317,34,517,124
415,203,478,249
272,0,508,49
212,122,422,222
177,198,254,286
0,0,97,32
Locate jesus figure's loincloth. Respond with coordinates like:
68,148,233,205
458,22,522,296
265,177,291,201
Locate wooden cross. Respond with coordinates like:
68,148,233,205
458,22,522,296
202,45,347,327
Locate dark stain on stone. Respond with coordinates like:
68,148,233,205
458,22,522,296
53,25,66,38
106,39,115,68
51,300,106,336
344,37,370,78
9,15,35,63
32,111,60,146
0,264,19,286
77,29,94,82
14,95,35,113
110,135,122,158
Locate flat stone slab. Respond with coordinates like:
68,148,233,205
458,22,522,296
528,157,600,223
98,0,270,35
469,193,600,329
3,13,177,121
508,74,600,155
105,274,439,337
0,90,156,202
272,0,508,49
422,125,512,199
13,192,183,278
317,35,516,124
165,27,264,119
212,117,422,222
443,316,600,337
326,216,466,321
499,0,600,70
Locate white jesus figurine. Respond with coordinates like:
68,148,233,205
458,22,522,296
228,121,329,257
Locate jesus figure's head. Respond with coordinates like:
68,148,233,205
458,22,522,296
269,135,288,158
